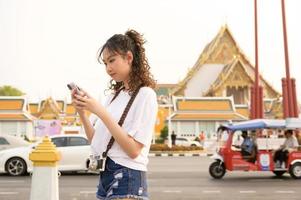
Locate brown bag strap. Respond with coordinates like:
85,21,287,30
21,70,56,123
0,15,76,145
102,86,141,158
109,87,124,104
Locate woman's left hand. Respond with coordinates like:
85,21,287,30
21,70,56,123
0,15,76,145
73,89,104,115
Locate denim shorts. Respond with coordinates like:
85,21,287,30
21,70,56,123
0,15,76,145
96,157,149,200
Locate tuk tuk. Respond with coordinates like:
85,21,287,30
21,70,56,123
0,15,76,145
209,119,301,179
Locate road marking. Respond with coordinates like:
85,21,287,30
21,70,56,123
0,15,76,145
0,192,19,195
163,190,182,193
249,179,284,182
202,190,221,194
79,191,95,194
275,190,295,194
240,190,256,194
0,180,25,183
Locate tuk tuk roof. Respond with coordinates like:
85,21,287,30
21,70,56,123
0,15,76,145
286,118,301,129
221,119,286,131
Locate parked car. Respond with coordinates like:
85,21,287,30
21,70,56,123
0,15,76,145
175,137,202,147
0,135,30,151
0,134,91,176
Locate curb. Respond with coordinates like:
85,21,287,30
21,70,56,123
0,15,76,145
149,152,211,157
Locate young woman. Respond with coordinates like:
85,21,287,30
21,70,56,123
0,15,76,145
71,29,157,200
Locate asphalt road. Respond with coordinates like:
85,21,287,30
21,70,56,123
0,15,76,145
0,156,301,200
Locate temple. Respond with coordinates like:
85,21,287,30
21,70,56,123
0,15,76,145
155,25,284,139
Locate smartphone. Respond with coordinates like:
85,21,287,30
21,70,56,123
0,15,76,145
67,82,81,94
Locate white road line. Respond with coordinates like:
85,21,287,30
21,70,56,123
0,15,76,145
275,190,295,194
202,190,221,194
163,190,182,193
240,190,256,194
0,180,25,183
0,192,19,195
249,179,284,182
79,191,95,194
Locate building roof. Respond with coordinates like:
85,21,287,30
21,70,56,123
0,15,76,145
205,58,254,95
170,96,247,121
235,105,249,118
0,113,35,121
171,25,280,98
28,103,39,115
66,104,77,115
0,98,25,111
184,64,225,96
0,96,36,121
171,113,246,121
40,99,65,113
174,97,235,112
37,97,62,119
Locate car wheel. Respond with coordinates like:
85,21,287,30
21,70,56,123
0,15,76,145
5,157,27,176
191,144,197,147
289,162,301,179
209,161,226,179
273,171,286,177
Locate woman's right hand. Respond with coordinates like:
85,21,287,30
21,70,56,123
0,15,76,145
71,89,86,116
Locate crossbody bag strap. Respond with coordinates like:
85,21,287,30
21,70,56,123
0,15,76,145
109,87,124,104
102,86,141,158
92,87,124,127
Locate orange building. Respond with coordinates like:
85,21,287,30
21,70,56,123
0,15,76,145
0,96,36,139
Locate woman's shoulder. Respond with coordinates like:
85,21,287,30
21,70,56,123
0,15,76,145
138,86,157,98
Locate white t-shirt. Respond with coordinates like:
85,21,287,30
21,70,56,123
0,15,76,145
283,136,299,150
90,87,158,171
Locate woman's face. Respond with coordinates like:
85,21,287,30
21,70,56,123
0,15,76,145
102,48,133,83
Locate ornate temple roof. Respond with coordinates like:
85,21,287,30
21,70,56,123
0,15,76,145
36,97,62,119
171,25,281,98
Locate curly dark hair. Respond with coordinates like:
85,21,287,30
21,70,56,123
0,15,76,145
98,29,156,95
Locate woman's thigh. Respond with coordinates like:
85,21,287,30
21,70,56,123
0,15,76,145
97,158,149,200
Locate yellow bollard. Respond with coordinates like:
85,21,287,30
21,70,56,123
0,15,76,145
29,136,61,200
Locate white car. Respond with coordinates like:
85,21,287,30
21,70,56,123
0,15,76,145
0,135,30,151
0,134,91,176
175,137,202,147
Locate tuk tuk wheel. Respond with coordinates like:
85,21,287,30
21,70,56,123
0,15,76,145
209,161,226,179
289,162,301,179
273,171,286,177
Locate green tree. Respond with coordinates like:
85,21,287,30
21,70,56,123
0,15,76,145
0,85,25,96
160,125,168,140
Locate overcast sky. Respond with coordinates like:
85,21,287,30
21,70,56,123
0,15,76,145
0,0,300,103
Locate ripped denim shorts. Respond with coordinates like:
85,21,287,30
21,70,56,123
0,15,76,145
96,157,149,200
